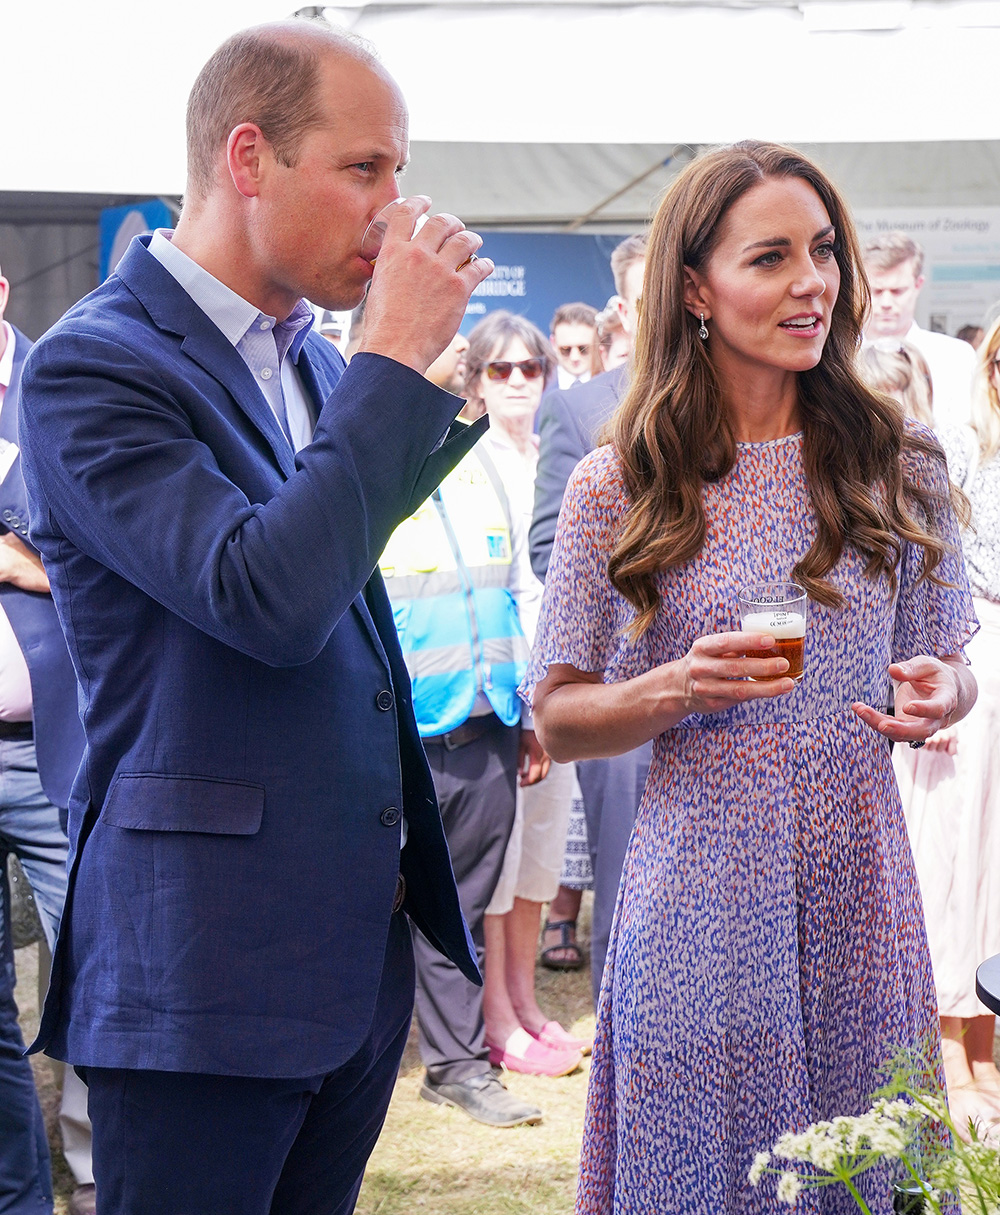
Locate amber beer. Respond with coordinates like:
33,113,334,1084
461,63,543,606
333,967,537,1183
737,581,808,684
740,611,806,682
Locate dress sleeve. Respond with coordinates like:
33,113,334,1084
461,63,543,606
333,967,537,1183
891,425,979,664
520,447,628,706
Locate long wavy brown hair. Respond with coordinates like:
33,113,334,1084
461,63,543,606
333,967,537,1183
609,140,954,638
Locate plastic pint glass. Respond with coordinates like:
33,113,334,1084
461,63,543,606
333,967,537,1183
737,582,808,682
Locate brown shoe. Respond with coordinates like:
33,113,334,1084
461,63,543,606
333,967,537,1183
68,1184,97,1215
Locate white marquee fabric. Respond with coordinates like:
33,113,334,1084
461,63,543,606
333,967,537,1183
5,0,1000,203
5,1,1000,335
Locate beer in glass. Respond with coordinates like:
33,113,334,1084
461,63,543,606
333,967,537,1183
737,582,807,682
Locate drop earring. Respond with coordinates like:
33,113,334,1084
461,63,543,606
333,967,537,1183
698,313,709,341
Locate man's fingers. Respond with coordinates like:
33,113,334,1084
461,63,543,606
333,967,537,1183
462,256,493,285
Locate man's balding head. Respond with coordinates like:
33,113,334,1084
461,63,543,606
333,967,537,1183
185,20,379,201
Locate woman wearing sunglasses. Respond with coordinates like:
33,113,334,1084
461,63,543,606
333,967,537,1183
522,142,977,1212
461,312,594,1074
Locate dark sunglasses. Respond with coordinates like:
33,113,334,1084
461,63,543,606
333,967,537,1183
485,358,546,382
558,344,591,357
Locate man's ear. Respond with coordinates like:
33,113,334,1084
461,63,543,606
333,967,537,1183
914,274,926,293
683,266,710,321
226,124,267,199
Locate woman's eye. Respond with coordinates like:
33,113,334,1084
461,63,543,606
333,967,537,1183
814,242,837,259
752,251,782,267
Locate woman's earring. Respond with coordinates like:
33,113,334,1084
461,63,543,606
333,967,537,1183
698,313,709,341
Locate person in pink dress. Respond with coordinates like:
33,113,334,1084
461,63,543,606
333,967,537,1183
522,141,979,1213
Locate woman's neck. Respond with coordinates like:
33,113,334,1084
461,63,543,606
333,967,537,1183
718,364,802,442
489,413,536,454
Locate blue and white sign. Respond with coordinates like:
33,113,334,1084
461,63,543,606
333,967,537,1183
464,233,631,335
100,200,175,280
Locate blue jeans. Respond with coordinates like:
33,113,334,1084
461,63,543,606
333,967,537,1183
0,736,69,1215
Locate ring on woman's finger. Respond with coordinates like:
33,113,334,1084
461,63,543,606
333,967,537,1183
908,739,926,749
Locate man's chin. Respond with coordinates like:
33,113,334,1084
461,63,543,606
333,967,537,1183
869,320,906,340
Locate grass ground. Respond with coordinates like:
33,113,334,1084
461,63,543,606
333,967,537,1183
16,897,595,1215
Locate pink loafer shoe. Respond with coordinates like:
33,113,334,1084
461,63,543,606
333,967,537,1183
531,1020,594,1057
487,1028,582,1077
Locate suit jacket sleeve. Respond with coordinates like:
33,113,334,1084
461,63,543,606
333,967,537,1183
529,387,589,581
19,334,476,669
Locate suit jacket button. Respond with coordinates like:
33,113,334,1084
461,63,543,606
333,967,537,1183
380,806,400,827
9,515,20,529
376,690,394,711
2,511,10,522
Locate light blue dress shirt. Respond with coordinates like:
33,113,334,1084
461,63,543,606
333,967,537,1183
148,230,317,452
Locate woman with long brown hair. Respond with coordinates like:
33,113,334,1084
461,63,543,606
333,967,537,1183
523,142,978,1212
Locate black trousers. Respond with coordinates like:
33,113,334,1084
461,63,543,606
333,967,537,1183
412,715,519,1084
577,741,652,1006
83,911,413,1215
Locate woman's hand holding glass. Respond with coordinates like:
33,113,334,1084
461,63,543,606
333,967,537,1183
674,630,797,717
534,628,797,764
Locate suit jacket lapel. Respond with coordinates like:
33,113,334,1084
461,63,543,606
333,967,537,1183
179,325,297,480
294,340,342,434
293,340,386,663
117,237,297,479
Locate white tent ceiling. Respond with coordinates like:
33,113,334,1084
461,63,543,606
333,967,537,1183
4,0,1000,206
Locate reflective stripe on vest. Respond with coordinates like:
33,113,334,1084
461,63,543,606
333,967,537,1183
381,445,526,737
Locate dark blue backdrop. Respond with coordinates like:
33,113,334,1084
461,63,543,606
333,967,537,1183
463,233,631,336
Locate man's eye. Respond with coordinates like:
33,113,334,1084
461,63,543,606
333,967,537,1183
354,162,374,173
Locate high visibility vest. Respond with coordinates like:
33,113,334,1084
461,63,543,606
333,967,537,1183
379,443,528,737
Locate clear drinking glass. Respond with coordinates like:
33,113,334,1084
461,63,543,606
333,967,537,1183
361,197,477,269
737,582,808,682
361,198,428,264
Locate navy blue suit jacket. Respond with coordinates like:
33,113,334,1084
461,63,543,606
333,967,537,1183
0,325,84,810
18,237,485,1078
529,364,628,580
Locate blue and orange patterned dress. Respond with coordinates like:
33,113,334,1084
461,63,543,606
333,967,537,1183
523,432,976,1214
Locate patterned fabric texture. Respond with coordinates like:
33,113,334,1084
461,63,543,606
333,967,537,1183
522,430,976,1215
559,776,594,890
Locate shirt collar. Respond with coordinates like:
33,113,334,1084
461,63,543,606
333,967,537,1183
0,322,15,392
149,229,314,363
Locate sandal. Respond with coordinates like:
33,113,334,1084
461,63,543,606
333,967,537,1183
540,919,585,971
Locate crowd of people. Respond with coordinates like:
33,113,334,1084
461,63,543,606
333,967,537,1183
1,15,999,1215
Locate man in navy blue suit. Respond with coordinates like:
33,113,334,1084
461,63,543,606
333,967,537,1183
0,265,91,1215
18,20,494,1215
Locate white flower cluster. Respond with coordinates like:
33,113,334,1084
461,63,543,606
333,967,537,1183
771,1099,927,1173
748,1098,939,1207
776,1172,802,1205
749,1152,771,1187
